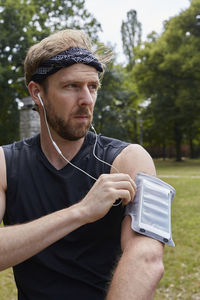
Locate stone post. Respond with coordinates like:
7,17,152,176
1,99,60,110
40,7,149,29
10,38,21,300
20,96,40,139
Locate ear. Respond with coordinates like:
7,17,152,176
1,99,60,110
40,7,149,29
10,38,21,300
28,81,42,106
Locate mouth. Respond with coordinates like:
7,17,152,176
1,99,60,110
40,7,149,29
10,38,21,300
74,114,91,122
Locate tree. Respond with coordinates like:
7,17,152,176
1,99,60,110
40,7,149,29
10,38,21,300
0,0,101,144
93,62,138,142
116,9,144,143
132,0,200,160
121,9,142,68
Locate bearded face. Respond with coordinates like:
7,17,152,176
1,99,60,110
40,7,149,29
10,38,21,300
45,101,92,141
38,64,99,141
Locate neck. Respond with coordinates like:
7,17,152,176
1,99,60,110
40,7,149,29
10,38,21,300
40,122,86,170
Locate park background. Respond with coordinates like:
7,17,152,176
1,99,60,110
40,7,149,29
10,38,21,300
0,0,200,299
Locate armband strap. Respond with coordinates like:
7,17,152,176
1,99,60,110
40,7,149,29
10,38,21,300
125,173,175,246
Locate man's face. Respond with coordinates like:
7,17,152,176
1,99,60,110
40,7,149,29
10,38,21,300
40,64,100,141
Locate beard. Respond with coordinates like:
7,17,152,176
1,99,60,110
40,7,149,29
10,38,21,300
45,104,92,141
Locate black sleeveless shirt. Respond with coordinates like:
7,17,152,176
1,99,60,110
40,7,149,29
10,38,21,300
3,131,129,300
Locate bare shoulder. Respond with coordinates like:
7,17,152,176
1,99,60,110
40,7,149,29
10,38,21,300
0,147,6,222
112,143,156,179
0,147,6,189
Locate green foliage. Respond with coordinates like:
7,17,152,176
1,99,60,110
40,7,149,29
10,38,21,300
131,0,200,160
0,0,101,145
1,0,200,159
93,63,139,142
121,9,142,68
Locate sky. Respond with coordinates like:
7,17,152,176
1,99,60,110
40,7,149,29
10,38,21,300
84,0,190,63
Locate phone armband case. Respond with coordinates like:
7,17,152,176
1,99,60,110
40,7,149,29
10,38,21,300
125,173,175,246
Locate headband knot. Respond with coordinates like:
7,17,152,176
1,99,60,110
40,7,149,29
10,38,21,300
31,47,103,83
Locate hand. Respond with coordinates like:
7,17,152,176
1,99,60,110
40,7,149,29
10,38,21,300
79,173,137,223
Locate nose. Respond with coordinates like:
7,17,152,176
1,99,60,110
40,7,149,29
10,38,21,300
78,86,94,106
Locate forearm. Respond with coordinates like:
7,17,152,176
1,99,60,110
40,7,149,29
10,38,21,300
0,203,85,271
106,236,164,300
0,173,136,271
0,173,135,271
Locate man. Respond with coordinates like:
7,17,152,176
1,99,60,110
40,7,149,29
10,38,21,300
0,29,164,299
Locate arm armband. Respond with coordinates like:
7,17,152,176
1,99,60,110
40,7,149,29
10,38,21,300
125,173,175,246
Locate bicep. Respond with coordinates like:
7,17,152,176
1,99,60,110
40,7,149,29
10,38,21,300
111,144,156,180
121,215,150,251
0,147,6,223
121,215,164,255
112,144,162,250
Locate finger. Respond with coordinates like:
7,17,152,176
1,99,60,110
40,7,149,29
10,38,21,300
131,178,137,192
110,173,137,193
115,190,132,205
98,173,137,202
112,182,136,201
126,177,137,199
101,173,131,182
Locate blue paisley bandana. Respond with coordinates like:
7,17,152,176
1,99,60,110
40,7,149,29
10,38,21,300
31,47,103,83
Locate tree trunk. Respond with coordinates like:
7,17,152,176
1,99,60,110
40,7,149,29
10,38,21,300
162,142,166,160
174,124,182,161
134,116,139,143
189,136,195,159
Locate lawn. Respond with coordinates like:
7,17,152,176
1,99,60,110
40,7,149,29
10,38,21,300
0,268,17,299
0,158,199,299
154,158,200,300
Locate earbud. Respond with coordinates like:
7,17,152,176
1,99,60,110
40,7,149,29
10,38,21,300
91,124,95,131
37,92,44,107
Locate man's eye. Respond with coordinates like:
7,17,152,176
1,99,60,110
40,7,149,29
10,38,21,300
89,84,98,91
66,84,77,88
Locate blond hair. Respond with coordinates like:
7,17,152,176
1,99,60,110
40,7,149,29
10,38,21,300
24,29,112,85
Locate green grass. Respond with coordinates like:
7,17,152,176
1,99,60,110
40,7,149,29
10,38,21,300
0,268,17,299
0,158,200,299
154,159,200,300
155,157,200,177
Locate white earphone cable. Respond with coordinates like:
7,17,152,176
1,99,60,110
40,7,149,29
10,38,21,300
38,93,122,206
